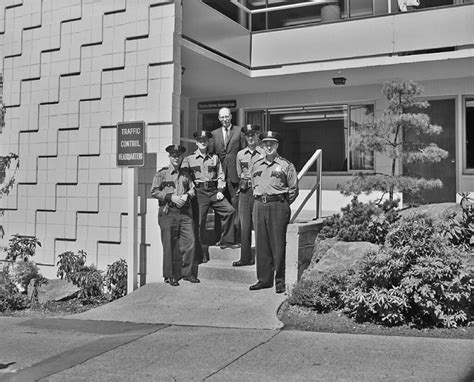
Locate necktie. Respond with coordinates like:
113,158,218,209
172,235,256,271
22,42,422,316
224,127,229,145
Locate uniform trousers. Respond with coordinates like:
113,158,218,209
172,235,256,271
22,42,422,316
252,198,290,289
158,205,196,279
238,189,254,263
196,188,235,246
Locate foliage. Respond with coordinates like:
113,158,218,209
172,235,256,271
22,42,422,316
5,234,41,262
317,196,399,244
104,259,127,300
343,212,472,328
56,251,86,282
7,259,46,293
288,271,353,313
0,282,28,312
340,80,448,201
56,250,104,300
440,193,474,250
0,152,19,196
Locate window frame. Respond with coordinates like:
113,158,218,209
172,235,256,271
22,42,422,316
462,95,474,174
244,101,376,174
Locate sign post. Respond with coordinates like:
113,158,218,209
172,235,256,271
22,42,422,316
117,121,145,294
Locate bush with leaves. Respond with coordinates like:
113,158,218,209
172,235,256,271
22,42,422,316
0,282,28,312
104,259,127,300
7,260,47,294
343,212,471,328
317,197,399,244
288,271,353,313
440,192,474,250
6,234,41,262
56,250,104,300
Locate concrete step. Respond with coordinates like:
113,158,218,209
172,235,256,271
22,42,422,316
207,245,252,262
198,258,256,284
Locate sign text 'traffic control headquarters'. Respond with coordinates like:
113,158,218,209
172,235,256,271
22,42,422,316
117,121,145,167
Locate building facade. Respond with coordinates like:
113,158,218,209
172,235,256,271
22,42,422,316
0,0,473,282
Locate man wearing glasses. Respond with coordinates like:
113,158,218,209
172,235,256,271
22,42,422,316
209,107,246,249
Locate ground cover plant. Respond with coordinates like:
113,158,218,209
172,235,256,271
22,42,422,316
1,238,127,316
287,207,473,331
316,196,399,244
343,212,471,328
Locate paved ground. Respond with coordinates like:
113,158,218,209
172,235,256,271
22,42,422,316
0,280,473,381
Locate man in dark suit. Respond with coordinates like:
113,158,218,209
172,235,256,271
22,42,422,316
209,107,246,248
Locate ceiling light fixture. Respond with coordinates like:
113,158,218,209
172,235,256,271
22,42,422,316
332,77,346,85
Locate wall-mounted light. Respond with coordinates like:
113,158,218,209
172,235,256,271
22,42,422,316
332,77,346,85
181,67,186,75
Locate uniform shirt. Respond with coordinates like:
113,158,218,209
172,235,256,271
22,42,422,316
182,149,226,190
251,155,299,204
150,165,195,203
236,146,264,180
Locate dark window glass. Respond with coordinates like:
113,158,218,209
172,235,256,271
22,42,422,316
466,99,474,169
269,106,348,172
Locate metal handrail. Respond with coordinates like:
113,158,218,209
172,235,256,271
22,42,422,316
290,149,322,224
230,0,339,15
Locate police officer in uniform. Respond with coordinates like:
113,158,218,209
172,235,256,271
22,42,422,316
232,124,264,267
150,144,199,286
249,131,299,294
183,131,237,261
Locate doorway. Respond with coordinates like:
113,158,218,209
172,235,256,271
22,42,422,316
403,99,456,204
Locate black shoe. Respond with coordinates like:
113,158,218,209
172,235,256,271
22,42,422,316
275,286,285,294
169,277,179,286
232,260,254,267
164,278,170,284
201,257,208,264
220,243,241,249
183,276,200,283
249,281,272,291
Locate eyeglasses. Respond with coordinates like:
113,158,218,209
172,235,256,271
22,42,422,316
218,116,231,120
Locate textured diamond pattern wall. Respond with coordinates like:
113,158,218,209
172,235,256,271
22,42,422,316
0,0,179,275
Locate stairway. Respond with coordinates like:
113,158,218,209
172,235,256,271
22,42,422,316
198,246,257,285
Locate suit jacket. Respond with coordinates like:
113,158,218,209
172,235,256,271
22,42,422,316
209,125,246,184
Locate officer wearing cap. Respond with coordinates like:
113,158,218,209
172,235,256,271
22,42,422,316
151,144,199,286
183,131,237,262
249,131,299,294
232,124,264,267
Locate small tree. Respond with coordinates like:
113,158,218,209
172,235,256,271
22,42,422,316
339,80,448,202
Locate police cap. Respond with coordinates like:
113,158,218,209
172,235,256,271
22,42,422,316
193,130,212,140
165,144,186,156
259,130,281,143
241,124,261,135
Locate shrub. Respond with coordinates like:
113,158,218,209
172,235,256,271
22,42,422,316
0,282,28,312
57,250,104,300
343,212,472,328
7,259,45,293
6,234,41,262
440,192,474,250
288,271,352,313
317,197,399,244
104,259,127,300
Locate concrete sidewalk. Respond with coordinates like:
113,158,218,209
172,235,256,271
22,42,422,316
68,280,286,330
0,280,472,381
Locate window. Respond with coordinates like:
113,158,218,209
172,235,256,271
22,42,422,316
349,104,375,170
247,104,374,172
465,98,474,170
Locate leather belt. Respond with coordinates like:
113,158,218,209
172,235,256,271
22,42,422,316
254,194,287,204
195,181,218,189
159,201,188,209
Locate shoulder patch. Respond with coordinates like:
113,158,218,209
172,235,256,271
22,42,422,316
158,166,169,172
